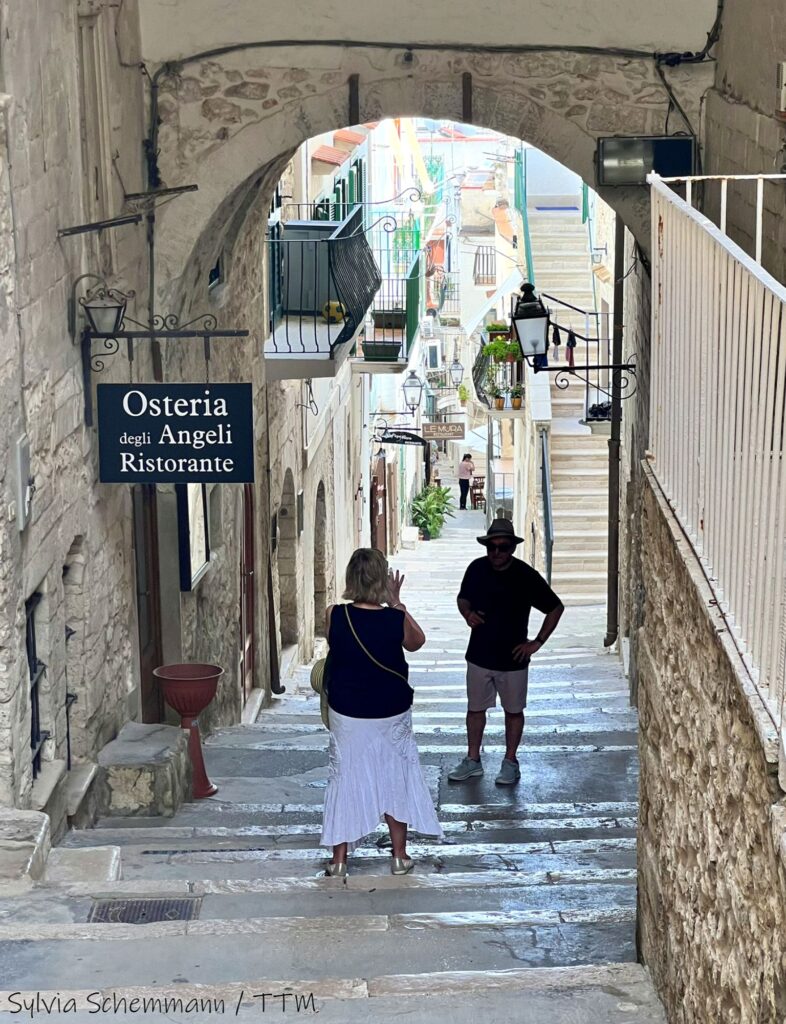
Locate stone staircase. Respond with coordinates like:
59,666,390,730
528,211,609,606
0,514,663,1022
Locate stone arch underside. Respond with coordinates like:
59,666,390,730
154,46,711,304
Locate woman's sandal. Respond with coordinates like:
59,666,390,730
391,857,414,875
326,862,348,878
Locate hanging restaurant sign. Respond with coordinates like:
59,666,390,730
97,383,254,483
422,422,465,441
376,429,426,446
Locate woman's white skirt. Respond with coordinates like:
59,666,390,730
320,708,443,850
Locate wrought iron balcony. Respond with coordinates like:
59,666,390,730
265,207,381,380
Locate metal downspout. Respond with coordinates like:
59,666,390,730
604,215,624,647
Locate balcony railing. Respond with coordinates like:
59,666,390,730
473,245,497,286
267,207,381,355
649,172,786,735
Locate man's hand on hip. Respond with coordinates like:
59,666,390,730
512,639,542,664
464,610,485,628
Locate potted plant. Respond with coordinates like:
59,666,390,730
457,382,469,407
484,337,509,363
503,339,522,363
362,336,403,361
486,381,505,410
510,382,523,410
485,321,510,340
410,484,456,540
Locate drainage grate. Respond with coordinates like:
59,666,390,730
88,897,202,924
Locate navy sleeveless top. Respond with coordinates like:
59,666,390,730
327,604,413,719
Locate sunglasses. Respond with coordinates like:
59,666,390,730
487,542,514,554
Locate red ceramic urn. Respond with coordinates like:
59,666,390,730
153,663,222,799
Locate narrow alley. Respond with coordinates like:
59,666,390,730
0,513,664,1022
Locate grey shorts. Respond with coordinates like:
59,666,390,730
466,661,529,714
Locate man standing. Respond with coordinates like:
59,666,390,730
449,519,564,785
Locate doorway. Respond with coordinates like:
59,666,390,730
314,482,328,637
239,484,256,702
132,485,164,723
370,453,388,555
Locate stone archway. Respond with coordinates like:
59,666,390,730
313,482,328,638
278,469,299,646
152,46,712,301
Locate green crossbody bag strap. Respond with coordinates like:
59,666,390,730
344,605,408,683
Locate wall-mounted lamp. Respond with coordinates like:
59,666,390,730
448,358,464,388
69,273,250,427
402,371,425,415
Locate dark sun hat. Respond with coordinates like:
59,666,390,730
477,518,524,546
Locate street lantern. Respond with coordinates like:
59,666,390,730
448,358,464,388
511,282,550,358
80,285,129,336
402,371,425,414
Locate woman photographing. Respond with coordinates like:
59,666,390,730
320,548,442,876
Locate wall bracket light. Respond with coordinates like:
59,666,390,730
70,275,249,426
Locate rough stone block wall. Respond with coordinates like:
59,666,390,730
618,250,651,699
0,0,148,806
637,469,786,1024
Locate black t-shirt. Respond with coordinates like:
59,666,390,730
457,555,562,671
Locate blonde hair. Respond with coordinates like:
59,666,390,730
343,547,390,605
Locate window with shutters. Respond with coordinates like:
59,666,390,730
77,6,115,272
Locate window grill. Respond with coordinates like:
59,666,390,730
473,246,496,286
24,593,49,779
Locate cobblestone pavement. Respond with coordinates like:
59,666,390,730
0,510,666,1022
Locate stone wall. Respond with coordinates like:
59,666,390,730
637,465,786,1023
618,243,651,698
703,0,786,283
0,0,148,806
150,47,712,298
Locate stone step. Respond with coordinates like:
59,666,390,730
553,557,608,576
59,812,637,851
558,593,609,607
552,468,609,487
551,488,608,509
56,833,638,882
555,535,609,554
551,446,609,461
551,573,609,596
0,905,638,992
1,869,637,931
43,846,122,884
0,964,667,1022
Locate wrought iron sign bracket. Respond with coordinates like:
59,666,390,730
529,357,638,401
80,312,249,427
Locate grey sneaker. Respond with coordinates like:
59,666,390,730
448,756,484,781
495,759,521,785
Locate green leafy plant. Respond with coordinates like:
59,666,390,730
457,382,469,403
484,337,521,363
510,382,524,398
485,321,509,333
410,484,456,539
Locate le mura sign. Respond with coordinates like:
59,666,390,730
97,383,254,483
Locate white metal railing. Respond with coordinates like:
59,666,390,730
648,173,786,733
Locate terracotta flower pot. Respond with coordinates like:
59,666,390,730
511,397,522,410
494,397,505,410
153,663,223,799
